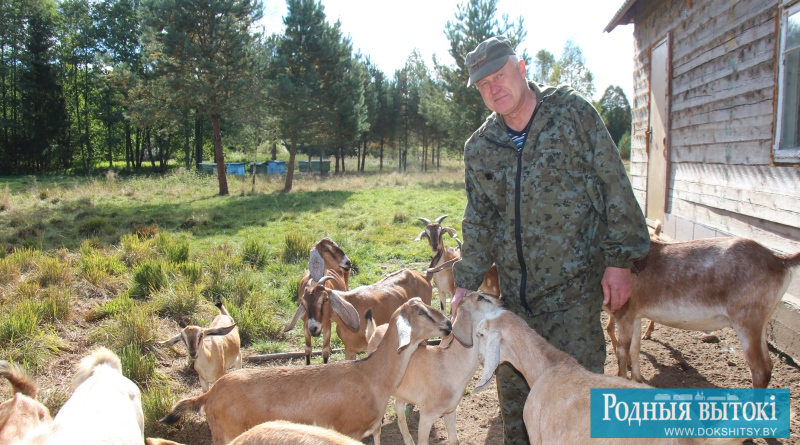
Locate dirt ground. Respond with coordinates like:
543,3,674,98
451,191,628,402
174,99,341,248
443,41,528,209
367,318,800,445
147,315,800,445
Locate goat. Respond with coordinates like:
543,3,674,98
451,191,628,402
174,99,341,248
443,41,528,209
286,238,353,364
161,301,241,391
608,237,800,388
415,215,500,312
146,421,362,445
286,268,432,361
451,292,743,445
365,291,502,445
0,361,51,444
160,298,452,445
22,347,144,445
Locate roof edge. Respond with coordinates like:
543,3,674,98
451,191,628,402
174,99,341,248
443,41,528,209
604,0,639,33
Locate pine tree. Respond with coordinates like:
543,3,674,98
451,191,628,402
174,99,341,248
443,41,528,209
143,0,263,195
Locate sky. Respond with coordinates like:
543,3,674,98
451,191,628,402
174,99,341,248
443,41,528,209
260,0,634,102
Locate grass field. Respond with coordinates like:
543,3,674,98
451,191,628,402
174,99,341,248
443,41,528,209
0,156,633,439
0,162,474,438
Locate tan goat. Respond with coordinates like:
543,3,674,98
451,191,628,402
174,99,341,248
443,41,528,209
366,291,502,445
452,292,743,445
286,268,432,360
415,215,500,312
608,237,800,388
0,361,51,444
286,238,353,364
160,298,453,445
147,421,362,445
162,301,241,391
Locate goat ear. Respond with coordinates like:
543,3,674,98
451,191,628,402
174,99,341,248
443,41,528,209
438,332,454,349
414,230,428,241
443,227,458,238
395,314,412,352
474,326,501,393
204,324,236,337
452,310,473,347
309,248,325,281
284,305,306,332
161,334,183,347
329,291,360,331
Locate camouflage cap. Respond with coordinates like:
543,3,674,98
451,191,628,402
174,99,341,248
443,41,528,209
466,36,515,87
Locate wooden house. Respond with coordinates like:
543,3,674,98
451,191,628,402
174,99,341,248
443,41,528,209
605,0,800,359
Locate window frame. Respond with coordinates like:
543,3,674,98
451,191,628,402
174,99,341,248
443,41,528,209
774,0,800,163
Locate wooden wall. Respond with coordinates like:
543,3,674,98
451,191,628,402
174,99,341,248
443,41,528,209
628,0,800,254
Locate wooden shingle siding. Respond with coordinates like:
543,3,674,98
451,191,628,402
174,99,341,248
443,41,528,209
624,0,799,255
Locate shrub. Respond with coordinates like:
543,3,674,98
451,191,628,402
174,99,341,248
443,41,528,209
131,259,169,299
175,261,203,285
34,256,70,288
119,344,156,388
152,281,202,321
80,243,126,286
87,294,135,322
114,305,156,351
155,232,190,263
242,238,269,269
120,233,156,266
282,232,310,264
0,300,42,342
77,216,115,237
40,287,71,323
617,131,631,160
141,386,174,438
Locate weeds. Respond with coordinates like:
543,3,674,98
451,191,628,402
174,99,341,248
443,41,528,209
282,232,311,264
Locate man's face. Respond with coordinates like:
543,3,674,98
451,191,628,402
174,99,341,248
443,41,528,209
475,58,528,116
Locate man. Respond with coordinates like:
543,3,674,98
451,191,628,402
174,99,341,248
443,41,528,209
451,36,650,444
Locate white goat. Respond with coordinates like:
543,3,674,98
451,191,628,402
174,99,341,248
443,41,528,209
22,347,144,445
365,291,502,445
0,361,51,444
415,215,500,312
286,237,353,364
286,268,432,360
608,237,800,388
147,421,363,445
161,301,241,391
160,298,452,445
452,292,743,445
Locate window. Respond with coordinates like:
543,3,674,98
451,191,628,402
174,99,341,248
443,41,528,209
775,2,800,162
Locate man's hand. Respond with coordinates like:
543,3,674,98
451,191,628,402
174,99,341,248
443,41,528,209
602,266,632,312
450,287,468,318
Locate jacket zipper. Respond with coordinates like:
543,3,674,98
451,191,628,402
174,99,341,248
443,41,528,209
482,97,545,317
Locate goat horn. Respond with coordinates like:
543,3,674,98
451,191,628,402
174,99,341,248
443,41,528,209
318,276,335,286
417,217,431,225
434,215,448,224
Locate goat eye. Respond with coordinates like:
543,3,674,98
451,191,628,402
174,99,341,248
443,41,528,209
477,295,486,302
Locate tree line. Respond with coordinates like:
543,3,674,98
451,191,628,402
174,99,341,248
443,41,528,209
0,0,631,194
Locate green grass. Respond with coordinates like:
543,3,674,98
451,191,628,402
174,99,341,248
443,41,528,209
0,160,471,422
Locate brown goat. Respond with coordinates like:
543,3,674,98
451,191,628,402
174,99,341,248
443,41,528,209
0,361,51,444
160,298,453,445
161,301,240,391
415,215,500,312
609,237,800,388
286,238,353,364
288,268,433,361
452,292,743,445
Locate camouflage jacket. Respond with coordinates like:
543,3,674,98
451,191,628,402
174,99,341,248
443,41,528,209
453,82,650,313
